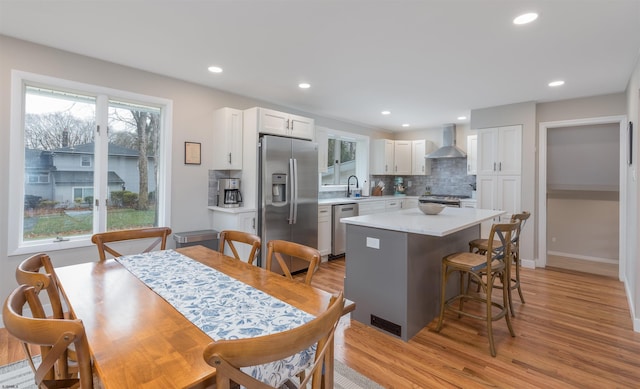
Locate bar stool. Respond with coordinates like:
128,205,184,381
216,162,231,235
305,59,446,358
435,221,518,357
469,211,530,316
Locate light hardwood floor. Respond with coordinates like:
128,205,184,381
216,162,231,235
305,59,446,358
2,258,640,388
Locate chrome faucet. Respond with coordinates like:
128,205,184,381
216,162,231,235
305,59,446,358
346,175,359,197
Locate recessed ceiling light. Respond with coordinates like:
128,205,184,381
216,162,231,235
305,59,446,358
513,12,538,25
207,66,223,73
402,123,410,127
381,110,391,115
548,80,565,87
298,83,311,89
457,116,467,120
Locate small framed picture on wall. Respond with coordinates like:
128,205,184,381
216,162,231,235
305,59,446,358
185,142,201,165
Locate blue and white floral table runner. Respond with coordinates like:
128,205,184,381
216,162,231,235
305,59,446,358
116,249,316,387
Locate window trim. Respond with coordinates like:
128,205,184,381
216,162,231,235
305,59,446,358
317,127,369,192
8,70,173,256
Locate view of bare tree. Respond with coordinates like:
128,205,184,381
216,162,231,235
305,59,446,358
24,112,94,150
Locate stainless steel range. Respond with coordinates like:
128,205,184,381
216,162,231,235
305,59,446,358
418,195,470,208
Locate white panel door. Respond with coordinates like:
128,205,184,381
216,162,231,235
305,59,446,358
477,129,498,175
497,175,521,222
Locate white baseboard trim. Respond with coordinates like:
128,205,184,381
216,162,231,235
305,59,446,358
624,278,640,333
521,258,536,269
547,251,618,265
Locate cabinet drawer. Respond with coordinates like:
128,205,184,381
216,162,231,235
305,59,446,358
318,205,331,221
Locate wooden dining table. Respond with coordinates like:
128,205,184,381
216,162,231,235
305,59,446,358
55,245,352,389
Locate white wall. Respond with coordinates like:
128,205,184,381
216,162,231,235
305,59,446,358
0,35,381,309
625,55,640,331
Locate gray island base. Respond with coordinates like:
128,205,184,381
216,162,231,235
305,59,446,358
342,207,504,341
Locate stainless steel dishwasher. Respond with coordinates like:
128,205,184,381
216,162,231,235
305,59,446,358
331,203,358,258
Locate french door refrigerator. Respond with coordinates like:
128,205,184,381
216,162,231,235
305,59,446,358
258,135,318,273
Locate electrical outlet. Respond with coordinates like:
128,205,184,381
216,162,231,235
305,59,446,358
407,180,412,187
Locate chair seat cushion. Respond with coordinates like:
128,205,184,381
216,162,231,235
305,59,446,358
443,252,504,272
468,238,501,251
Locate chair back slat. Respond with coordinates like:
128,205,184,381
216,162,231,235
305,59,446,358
91,227,172,261
218,230,261,264
265,240,320,285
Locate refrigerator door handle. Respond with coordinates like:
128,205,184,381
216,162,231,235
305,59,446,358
292,158,299,224
288,158,295,224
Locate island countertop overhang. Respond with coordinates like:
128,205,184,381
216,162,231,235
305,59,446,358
340,207,505,237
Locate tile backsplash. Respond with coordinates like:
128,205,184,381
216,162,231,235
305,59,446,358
371,158,475,197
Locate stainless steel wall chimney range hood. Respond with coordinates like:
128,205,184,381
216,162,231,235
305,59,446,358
425,124,467,159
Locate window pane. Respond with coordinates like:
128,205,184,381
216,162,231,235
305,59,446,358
23,86,96,241
321,137,357,185
106,101,161,231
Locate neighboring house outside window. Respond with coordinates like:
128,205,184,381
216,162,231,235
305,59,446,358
8,71,172,255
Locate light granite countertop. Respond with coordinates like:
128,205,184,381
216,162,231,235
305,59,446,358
340,206,503,237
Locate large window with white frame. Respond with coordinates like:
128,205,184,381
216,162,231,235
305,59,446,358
9,71,172,255
317,126,369,191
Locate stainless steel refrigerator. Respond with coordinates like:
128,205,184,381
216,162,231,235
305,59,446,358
258,135,318,273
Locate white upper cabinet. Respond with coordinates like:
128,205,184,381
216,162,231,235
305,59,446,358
371,139,395,174
477,125,522,176
393,140,412,175
257,108,314,140
411,139,434,175
212,107,243,170
315,126,329,173
466,134,477,175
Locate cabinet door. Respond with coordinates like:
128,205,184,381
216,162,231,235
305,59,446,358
477,129,498,175
316,126,329,173
288,114,314,140
497,175,521,222
402,198,418,209
370,139,394,174
466,134,477,175
411,140,433,175
358,200,385,215
258,108,289,136
394,141,412,174
497,125,522,175
317,205,331,256
212,107,243,170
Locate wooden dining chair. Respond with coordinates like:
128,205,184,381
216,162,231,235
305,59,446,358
265,240,320,285
435,221,519,357
3,284,94,388
218,230,261,264
15,253,67,320
468,211,530,315
203,291,345,389
91,226,172,261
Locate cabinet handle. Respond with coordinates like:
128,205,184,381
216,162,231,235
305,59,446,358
493,162,496,171
252,217,255,230
286,119,290,129
385,164,388,172
228,153,232,164
395,165,398,172
422,165,425,172
499,162,502,171
290,121,294,131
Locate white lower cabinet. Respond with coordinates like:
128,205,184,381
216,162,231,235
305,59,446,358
357,200,385,215
402,197,419,209
318,205,331,256
385,199,402,211
211,210,257,262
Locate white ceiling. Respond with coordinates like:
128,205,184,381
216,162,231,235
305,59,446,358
1,0,639,132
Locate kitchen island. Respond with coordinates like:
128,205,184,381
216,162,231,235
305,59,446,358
342,207,504,341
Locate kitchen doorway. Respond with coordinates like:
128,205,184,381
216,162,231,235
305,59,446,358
538,116,628,279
